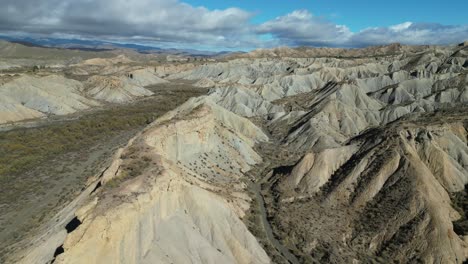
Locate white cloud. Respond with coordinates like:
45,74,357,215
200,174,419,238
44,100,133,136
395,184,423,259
0,2,467,49
351,22,468,46
0,0,258,49
256,10,352,47
256,10,468,48
389,22,413,32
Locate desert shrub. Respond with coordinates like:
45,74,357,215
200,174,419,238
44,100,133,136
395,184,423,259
0,85,208,204
0,100,161,181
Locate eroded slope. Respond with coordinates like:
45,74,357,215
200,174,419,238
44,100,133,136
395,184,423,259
8,43,468,264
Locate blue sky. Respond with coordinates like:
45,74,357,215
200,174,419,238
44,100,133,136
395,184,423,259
186,0,468,30
1,0,467,50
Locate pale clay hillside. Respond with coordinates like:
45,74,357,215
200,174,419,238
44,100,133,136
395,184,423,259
1,40,468,264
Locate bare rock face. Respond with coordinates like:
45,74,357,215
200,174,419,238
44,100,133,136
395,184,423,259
0,68,164,124
162,43,468,263
206,87,284,117
79,55,134,66
52,100,270,264
0,95,44,124
8,43,468,264
82,67,169,103
194,78,216,88
270,117,468,263
128,68,168,87
0,75,100,124
84,75,154,103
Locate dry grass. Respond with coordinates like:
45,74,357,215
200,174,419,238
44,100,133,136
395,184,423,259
0,84,207,263
0,85,205,181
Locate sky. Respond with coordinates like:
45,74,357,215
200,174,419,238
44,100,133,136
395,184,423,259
1,0,467,51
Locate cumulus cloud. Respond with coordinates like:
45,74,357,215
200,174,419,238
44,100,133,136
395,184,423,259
350,22,468,46
0,0,258,48
256,10,468,48
0,1,467,49
256,10,352,47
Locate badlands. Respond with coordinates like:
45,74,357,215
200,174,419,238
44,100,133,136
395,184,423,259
0,40,467,264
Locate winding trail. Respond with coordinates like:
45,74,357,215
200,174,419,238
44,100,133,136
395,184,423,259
244,117,302,264
251,178,300,264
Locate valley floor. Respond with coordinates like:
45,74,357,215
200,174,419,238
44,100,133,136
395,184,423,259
243,107,468,263
0,82,207,263
3,41,468,264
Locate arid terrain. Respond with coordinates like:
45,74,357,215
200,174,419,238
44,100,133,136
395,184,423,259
1,40,467,264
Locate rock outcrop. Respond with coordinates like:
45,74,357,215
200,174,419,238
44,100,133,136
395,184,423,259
0,75,99,124
0,66,167,123
164,42,468,263
7,42,468,264
268,114,468,263
51,97,270,263
84,75,154,103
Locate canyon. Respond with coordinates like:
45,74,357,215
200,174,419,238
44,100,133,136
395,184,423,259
0,40,467,263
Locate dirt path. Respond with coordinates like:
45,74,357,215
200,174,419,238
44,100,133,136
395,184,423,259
245,134,303,264
251,178,300,264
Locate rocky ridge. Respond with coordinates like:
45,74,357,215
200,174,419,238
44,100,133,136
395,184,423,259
7,43,468,263
0,67,169,124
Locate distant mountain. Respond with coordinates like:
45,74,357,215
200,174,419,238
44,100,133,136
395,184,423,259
0,36,232,57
